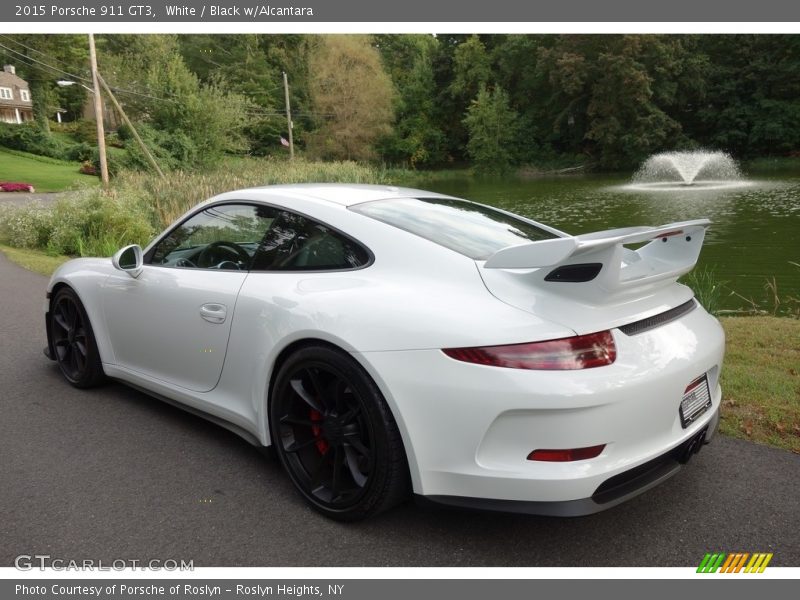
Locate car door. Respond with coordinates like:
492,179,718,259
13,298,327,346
102,203,279,393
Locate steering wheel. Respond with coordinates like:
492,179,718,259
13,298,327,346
197,241,250,269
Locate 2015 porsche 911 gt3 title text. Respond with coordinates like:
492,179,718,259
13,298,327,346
15,5,155,17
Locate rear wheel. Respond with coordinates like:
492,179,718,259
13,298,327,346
50,287,105,388
270,345,408,521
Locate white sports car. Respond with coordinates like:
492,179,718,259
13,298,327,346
44,184,724,520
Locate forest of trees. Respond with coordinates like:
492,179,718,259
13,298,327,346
1,33,799,173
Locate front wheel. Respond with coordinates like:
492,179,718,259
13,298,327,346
50,287,105,388
269,345,409,521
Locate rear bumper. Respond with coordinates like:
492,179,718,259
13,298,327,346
356,303,725,507
419,417,714,517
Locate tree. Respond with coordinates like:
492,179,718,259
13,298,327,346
463,85,518,174
306,35,394,161
535,35,697,168
99,34,249,167
375,34,446,168
689,35,800,157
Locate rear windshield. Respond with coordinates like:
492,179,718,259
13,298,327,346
350,197,558,260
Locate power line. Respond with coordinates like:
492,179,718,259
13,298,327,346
0,38,313,116
0,41,93,85
0,43,181,106
0,34,91,78
0,37,183,104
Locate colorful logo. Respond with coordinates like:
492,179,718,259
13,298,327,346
697,553,773,573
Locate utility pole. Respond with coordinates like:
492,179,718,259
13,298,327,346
282,71,294,160
88,33,109,186
96,73,165,179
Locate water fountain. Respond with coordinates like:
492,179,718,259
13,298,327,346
626,150,751,191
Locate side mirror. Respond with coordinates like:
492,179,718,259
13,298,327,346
112,244,143,278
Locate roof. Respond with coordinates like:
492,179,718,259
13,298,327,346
0,70,29,90
237,183,453,207
0,68,31,109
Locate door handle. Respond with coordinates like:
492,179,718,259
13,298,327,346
200,303,227,324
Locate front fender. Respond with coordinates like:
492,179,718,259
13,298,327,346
45,258,115,365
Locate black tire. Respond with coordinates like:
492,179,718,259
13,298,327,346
50,287,106,389
269,344,409,521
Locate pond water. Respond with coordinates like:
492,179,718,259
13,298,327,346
427,172,800,313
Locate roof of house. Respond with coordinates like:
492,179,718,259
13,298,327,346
0,70,29,90
0,67,31,109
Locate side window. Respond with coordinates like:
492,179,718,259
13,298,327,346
251,211,370,271
149,204,279,270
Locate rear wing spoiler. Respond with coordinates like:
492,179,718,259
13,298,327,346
483,219,711,291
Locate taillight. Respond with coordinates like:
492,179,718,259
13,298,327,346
442,330,616,370
527,445,606,462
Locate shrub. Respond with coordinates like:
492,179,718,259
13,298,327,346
64,142,94,162
681,266,729,316
113,157,392,226
0,121,100,164
90,147,124,177
45,190,156,256
70,119,102,145
0,202,55,249
0,122,67,159
0,189,155,257
120,123,199,172
0,157,393,257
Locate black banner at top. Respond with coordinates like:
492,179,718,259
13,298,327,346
2,0,800,23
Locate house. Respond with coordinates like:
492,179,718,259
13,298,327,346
0,65,34,124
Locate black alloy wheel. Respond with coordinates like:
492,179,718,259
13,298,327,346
50,287,105,388
270,345,408,520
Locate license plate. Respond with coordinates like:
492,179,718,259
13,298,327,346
680,374,712,428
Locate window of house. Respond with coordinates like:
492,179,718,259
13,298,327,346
0,88,12,100
20,89,30,102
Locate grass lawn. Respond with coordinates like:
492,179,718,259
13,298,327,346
719,316,800,453
0,243,797,454
0,244,70,276
0,147,99,192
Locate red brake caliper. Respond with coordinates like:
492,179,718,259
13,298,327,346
309,409,329,455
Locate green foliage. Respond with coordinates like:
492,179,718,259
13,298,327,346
0,202,56,248
0,121,102,168
96,35,249,168
688,36,800,158
67,119,103,145
118,122,198,172
449,35,491,101
463,85,519,174
64,142,94,162
0,122,68,159
6,33,800,171
0,188,155,256
0,157,397,262
681,266,729,316
534,36,692,168
375,35,447,168
47,190,155,256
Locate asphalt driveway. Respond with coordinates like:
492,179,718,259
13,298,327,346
1,251,798,567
